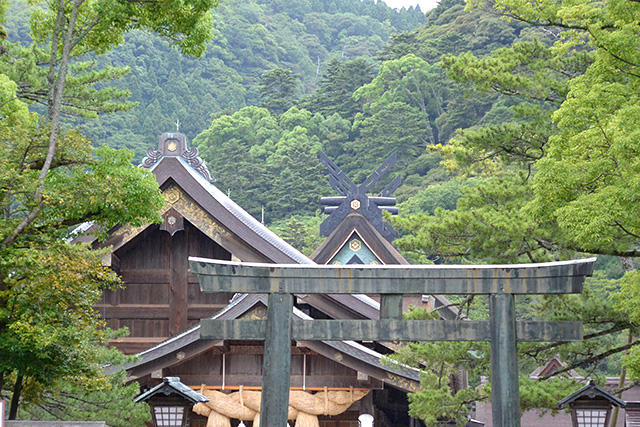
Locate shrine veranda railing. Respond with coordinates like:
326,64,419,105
189,257,596,427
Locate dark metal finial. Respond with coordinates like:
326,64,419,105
318,151,401,242
141,132,216,183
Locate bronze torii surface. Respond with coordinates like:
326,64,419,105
189,257,596,427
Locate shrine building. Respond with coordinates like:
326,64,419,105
76,132,470,427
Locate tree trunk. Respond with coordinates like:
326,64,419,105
9,374,23,419
611,256,636,427
1,0,84,249
619,256,635,273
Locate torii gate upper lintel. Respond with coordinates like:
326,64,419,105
189,257,596,427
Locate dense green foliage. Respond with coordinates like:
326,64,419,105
0,68,160,426
1,0,215,422
381,0,640,423
4,0,426,157
23,371,149,427
193,106,335,220
191,0,535,225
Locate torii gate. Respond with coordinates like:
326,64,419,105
189,257,596,427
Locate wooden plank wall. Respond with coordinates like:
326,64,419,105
98,221,232,353
163,345,368,390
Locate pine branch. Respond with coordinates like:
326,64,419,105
522,324,633,359
540,339,640,380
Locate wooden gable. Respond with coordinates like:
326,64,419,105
98,220,233,353
85,133,311,354
529,355,582,380
311,212,408,266
304,212,432,319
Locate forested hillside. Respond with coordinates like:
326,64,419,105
3,0,539,231
189,0,542,227
4,0,531,226
5,0,425,155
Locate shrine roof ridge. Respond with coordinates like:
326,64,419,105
154,156,313,265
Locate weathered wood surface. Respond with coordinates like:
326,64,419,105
100,222,234,353
380,294,403,320
200,319,583,342
170,226,189,335
190,257,596,295
192,258,597,427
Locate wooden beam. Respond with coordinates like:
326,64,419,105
190,257,596,295
170,230,189,336
189,385,373,392
96,304,170,319
187,305,230,318
120,269,170,284
200,319,583,342
173,375,379,390
96,304,227,320
107,337,168,355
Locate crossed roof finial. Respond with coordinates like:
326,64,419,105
318,151,401,242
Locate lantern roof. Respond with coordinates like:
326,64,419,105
557,379,626,408
134,377,209,404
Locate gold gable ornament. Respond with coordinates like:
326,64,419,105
165,187,181,205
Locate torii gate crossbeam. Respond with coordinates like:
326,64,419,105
190,257,596,427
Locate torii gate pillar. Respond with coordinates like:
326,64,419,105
261,293,293,426
491,292,520,425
